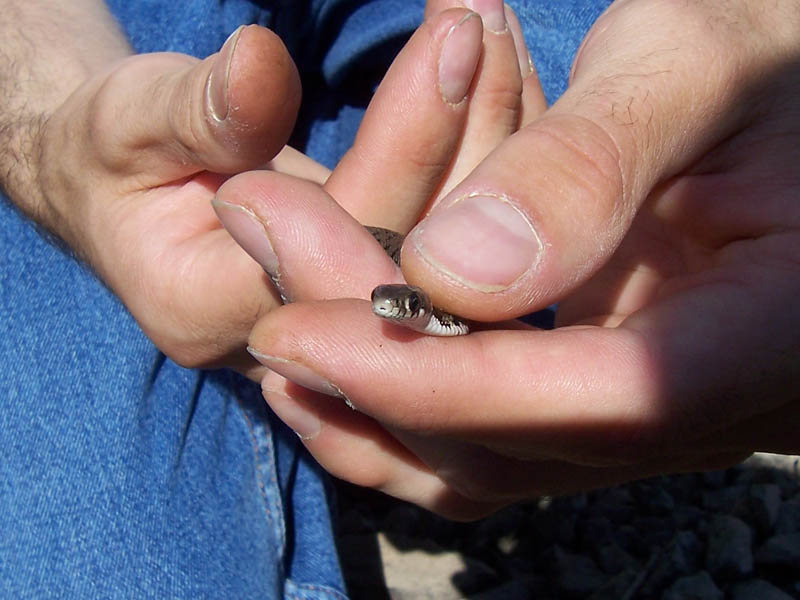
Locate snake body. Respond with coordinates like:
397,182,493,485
366,227,470,336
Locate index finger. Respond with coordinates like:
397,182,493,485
325,8,483,233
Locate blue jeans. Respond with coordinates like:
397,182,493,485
0,1,611,597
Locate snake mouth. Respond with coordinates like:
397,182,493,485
371,298,400,319
370,286,403,319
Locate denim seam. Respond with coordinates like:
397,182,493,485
285,579,350,600
238,399,287,559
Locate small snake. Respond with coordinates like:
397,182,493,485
366,226,470,336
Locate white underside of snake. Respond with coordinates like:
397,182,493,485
366,226,470,336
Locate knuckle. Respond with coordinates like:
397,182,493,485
476,86,523,129
527,115,629,231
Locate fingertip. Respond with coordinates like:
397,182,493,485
228,26,301,133
326,6,481,230
503,3,547,123
503,3,532,80
209,24,301,160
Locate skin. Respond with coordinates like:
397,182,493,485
1,0,318,378
4,0,797,521
224,0,800,520
0,1,501,379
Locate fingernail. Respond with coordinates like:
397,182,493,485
211,199,279,276
248,349,346,399
505,3,533,78
208,25,244,121
263,390,322,440
439,12,483,105
465,0,507,33
411,194,542,291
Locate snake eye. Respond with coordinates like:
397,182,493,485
407,292,421,314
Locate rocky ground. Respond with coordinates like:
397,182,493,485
333,453,800,599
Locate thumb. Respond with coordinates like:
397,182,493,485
398,1,775,321
91,25,301,182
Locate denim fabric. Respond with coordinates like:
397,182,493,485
0,203,346,600
2,1,611,598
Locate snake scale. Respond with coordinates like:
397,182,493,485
366,226,470,336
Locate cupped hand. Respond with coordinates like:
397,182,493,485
241,0,800,518
31,25,325,376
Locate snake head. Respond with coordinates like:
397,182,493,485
371,284,432,321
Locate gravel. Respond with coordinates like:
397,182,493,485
334,453,800,599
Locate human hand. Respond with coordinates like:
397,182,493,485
241,0,800,518
217,0,545,516
22,23,329,375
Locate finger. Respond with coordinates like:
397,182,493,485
213,170,401,303
265,146,331,185
398,1,781,321
248,298,651,465
246,294,793,468
213,170,532,334
259,369,503,520
260,366,728,508
255,329,748,504
431,0,524,204
90,25,300,184
422,1,547,204
505,3,547,127
325,8,483,233
385,430,748,501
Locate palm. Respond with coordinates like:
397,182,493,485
560,124,800,442
107,173,272,368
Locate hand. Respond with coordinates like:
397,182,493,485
220,0,545,517
242,0,800,519
21,22,328,376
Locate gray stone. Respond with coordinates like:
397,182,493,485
755,532,800,568
640,530,702,596
614,525,648,557
586,568,639,600
556,513,579,546
581,516,614,547
730,579,795,600
469,505,528,550
672,530,704,567
662,571,723,600
592,487,636,523
774,501,800,534
631,515,676,547
594,541,639,575
702,485,748,513
649,486,677,514
748,484,782,533
553,546,609,598
468,578,532,600
703,470,728,489
630,481,676,515
706,515,754,578
451,557,501,596
673,506,707,529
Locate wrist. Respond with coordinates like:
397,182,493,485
0,0,131,234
